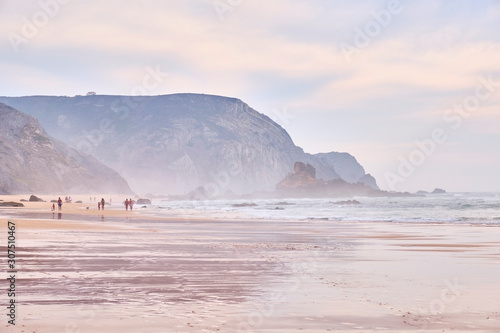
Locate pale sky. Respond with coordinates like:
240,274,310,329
1,0,500,192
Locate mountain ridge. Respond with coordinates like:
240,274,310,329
0,94,377,195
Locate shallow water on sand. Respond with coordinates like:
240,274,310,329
7,213,500,332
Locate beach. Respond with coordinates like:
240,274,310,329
2,195,500,332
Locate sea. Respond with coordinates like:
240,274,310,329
144,192,500,226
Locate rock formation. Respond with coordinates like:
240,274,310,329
29,195,44,202
276,162,317,190
276,162,411,198
136,199,152,205
0,202,25,207
313,152,378,188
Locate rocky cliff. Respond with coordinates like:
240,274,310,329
313,152,378,188
276,162,400,198
0,103,132,195
276,162,318,189
0,94,378,195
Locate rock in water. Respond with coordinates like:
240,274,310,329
275,162,405,198
232,203,258,207
331,200,361,205
136,199,152,205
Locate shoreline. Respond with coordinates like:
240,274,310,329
3,193,500,227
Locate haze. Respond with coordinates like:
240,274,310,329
1,0,499,192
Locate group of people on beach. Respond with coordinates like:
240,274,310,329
90,196,112,204
124,198,134,210
51,197,63,211
52,196,71,211
50,197,137,212
97,198,106,210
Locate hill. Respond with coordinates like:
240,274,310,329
0,103,132,195
0,94,377,195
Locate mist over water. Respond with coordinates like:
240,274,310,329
141,192,500,225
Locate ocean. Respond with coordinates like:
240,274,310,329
145,192,500,226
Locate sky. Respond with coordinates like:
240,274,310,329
1,0,500,192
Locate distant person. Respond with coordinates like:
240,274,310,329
101,198,105,210
69,196,72,203
129,199,134,210
110,198,112,204
51,203,55,211
125,198,129,211
90,196,92,202
57,197,63,211
98,202,101,210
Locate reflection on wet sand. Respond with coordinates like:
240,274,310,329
5,215,500,332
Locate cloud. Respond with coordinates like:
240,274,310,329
1,0,500,191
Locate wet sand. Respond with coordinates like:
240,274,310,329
1,195,500,332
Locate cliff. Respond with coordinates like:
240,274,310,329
276,162,406,198
0,94,378,195
0,103,132,195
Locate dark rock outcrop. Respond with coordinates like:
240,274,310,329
0,103,133,195
432,188,446,194
232,202,258,207
0,202,24,207
29,195,44,202
331,200,361,205
136,198,152,205
276,162,412,198
276,162,317,190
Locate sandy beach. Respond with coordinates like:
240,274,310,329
1,194,500,332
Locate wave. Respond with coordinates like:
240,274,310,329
142,193,500,226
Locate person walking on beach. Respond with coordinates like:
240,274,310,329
101,198,105,210
125,198,129,211
129,198,134,210
98,202,101,210
57,197,63,211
